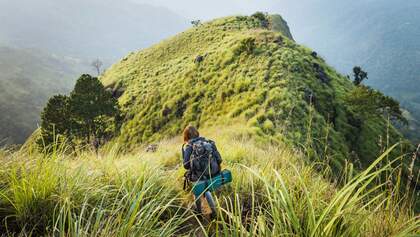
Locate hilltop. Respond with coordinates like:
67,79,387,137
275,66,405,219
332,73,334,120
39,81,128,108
101,14,410,170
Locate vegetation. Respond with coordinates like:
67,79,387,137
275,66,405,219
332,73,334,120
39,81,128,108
101,14,412,171
286,0,420,143
0,13,418,236
352,66,368,86
38,95,71,149
345,66,406,125
0,125,418,236
191,20,202,27
345,85,406,124
38,74,119,150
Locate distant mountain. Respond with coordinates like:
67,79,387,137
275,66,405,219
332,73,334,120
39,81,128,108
276,0,420,142
0,47,88,145
0,0,189,144
0,0,188,61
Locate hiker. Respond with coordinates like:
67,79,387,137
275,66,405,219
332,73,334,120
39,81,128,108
182,125,222,217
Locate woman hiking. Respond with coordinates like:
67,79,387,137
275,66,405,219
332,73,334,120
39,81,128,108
182,125,222,217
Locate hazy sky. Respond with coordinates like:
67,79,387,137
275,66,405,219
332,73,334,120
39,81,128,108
132,0,274,19
129,0,341,45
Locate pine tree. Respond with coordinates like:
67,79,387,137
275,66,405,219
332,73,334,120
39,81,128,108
69,74,118,143
38,94,71,148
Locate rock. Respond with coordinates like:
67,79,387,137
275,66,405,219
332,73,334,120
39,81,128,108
313,63,330,84
194,55,204,64
146,144,158,153
304,88,316,104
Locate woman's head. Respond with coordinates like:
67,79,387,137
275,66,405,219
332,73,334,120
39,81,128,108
183,125,199,143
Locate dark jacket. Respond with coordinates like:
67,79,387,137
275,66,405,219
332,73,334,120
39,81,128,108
182,137,222,170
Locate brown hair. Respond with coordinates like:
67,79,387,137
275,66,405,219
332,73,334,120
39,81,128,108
183,125,199,143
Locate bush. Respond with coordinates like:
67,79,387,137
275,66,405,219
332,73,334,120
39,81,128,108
251,12,269,28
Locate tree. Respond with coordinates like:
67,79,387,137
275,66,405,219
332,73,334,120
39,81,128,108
69,74,118,143
91,59,103,76
252,12,269,28
345,85,407,124
191,20,201,27
38,95,71,148
352,66,368,85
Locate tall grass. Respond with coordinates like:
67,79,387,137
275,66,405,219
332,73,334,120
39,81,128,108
0,125,418,236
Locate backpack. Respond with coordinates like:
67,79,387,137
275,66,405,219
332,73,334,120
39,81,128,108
188,139,220,181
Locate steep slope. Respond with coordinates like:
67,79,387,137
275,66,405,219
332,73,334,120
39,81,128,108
0,47,87,145
274,0,420,142
101,15,409,169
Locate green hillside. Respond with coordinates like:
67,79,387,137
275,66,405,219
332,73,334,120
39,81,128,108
101,14,409,169
283,0,420,143
0,14,418,236
0,47,87,145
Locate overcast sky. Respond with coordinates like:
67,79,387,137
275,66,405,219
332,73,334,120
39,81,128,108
132,0,274,20
129,0,342,45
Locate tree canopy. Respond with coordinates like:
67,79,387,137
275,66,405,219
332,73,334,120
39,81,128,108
39,74,119,150
345,85,407,124
38,94,71,148
352,66,368,86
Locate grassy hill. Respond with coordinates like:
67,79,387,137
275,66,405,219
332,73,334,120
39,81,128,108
281,0,420,143
101,14,410,170
0,14,418,236
0,47,87,145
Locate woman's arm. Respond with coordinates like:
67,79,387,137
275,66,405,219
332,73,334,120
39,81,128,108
182,144,193,169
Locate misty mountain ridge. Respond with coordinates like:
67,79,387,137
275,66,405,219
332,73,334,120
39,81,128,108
0,0,189,61
0,0,189,144
0,46,89,145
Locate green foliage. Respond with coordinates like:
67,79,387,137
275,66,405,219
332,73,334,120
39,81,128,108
38,95,71,149
352,66,368,85
191,20,201,27
100,15,410,170
234,37,256,55
38,74,119,149
251,12,269,28
345,85,407,124
70,74,119,142
0,126,418,236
